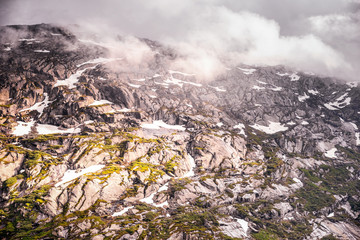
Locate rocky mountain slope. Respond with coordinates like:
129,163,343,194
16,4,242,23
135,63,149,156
0,24,359,240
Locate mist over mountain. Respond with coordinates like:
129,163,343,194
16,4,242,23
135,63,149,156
1,0,360,81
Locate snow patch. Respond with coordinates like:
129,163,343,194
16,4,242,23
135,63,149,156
346,82,358,88
19,38,36,42
34,50,50,53
287,121,296,126
236,218,249,236
76,57,122,67
132,78,146,82
3,47,11,51
238,67,256,75
112,206,134,217
257,80,267,85
36,123,81,135
55,68,89,89
209,86,226,92
19,93,53,116
324,148,337,158
89,100,113,106
276,72,289,76
324,93,351,110
250,121,288,134
308,89,320,95
234,123,246,136
164,77,202,88
12,120,36,136
168,70,195,76
301,121,309,125
55,165,105,187
183,154,196,178
289,73,300,81
141,120,185,131
252,85,266,90
298,93,310,102
216,122,224,127
140,183,170,208
356,133,360,145
270,86,283,91
127,83,141,88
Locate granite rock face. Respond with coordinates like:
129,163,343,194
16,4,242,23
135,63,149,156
0,24,359,239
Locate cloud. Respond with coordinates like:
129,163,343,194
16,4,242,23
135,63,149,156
1,0,359,81
163,7,352,80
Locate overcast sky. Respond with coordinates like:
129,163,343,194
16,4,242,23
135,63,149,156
1,0,359,81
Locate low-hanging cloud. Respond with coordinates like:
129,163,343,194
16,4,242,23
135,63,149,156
1,0,359,81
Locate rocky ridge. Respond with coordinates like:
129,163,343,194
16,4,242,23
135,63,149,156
0,24,359,239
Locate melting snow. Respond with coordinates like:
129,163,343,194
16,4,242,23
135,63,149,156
234,123,246,136
183,154,196,178
3,47,11,51
132,78,146,82
153,74,161,78
356,133,360,145
270,86,283,91
36,123,81,135
276,72,289,76
298,93,310,102
141,120,186,131
301,121,309,125
158,183,169,192
34,50,50,53
164,77,202,88
168,70,195,76
324,148,337,158
216,122,224,127
308,90,319,95
287,121,296,126
112,206,134,217
19,38,36,42
54,68,89,89
209,86,226,92
289,73,300,81
19,93,53,116
250,121,288,134
12,120,36,136
257,80,267,85
252,85,266,90
128,83,141,88
324,93,351,110
55,165,105,187
238,67,256,75
149,95,157,98
140,182,170,207
89,100,113,106
236,218,249,236
347,82,358,88
76,57,122,67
